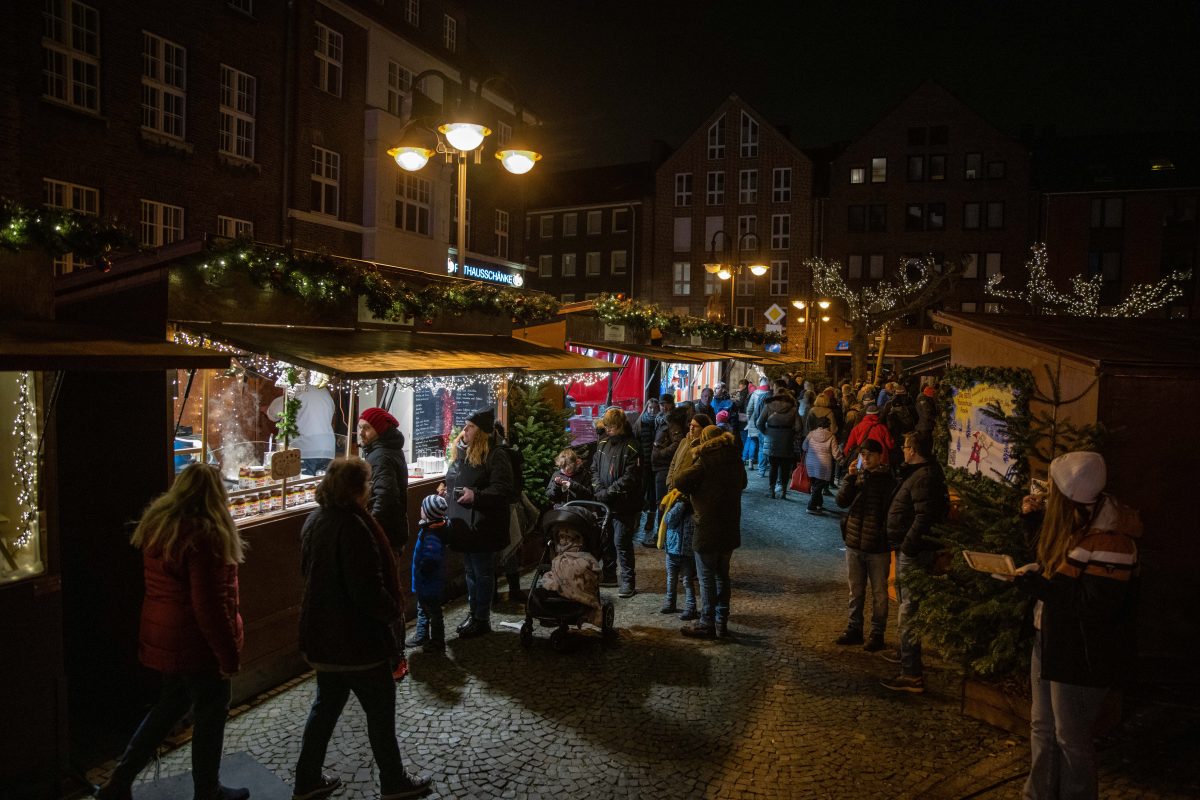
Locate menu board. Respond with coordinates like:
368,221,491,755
411,382,495,459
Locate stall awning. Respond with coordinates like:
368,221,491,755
900,348,951,377
0,320,230,371
184,324,616,379
567,340,710,364
658,346,811,367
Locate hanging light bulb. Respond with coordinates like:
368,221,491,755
717,267,732,281
388,146,433,171
496,148,542,174
439,121,491,152
792,299,806,310
748,262,769,277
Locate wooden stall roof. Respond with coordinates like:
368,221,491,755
933,312,1200,371
184,324,616,378
0,320,230,371
710,349,812,367
567,340,709,364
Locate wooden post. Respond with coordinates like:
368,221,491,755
345,388,356,457
874,329,889,385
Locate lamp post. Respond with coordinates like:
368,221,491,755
387,71,542,276
703,230,767,325
791,297,832,366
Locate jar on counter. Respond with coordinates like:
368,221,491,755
243,493,260,517
269,488,283,512
238,466,252,490
303,482,316,504
250,467,267,488
228,498,242,520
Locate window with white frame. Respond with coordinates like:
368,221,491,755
394,174,429,234
871,157,887,183
562,213,577,236
443,14,456,52
612,208,629,233
611,250,627,275
217,215,253,239
673,217,691,251
386,61,412,116
540,215,554,237
140,200,184,247
985,252,1002,278
586,251,601,276
538,254,553,277
963,252,979,278
772,167,791,202
673,262,691,295
43,0,100,112
771,214,790,249
406,0,419,26
498,121,512,146
705,215,722,248
494,210,509,258
850,167,865,184
737,273,753,296
707,114,725,159
43,178,98,274
586,209,602,235
868,254,884,279
311,146,340,216
142,32,186,139
738,215,756,239
739,169,758,204
706,171,725,205
314,22,342,96
674,173,693,206
770,260,788,295
740,111,759,157
219,65,255,160
704,270,720,296
847,254,863,279
562,253,577,277
735,307,754,327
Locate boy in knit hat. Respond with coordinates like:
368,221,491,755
406,494,450,653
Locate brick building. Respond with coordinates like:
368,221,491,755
523,162,655,302
822,81,1035,331
1035,132,1199,318
650,95,814,336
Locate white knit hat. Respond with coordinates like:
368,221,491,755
1049,451,1106,504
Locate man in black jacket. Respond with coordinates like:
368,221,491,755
834,439,896,652
636,398,661,545
591,407,643,597
881,432,947,694
357,407,410,551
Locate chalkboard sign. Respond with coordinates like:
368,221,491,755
411,382,496,459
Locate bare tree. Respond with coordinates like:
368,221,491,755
806,255,963,380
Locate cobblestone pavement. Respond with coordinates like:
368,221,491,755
95,471,1199,799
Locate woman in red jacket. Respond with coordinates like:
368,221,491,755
96,464,248,800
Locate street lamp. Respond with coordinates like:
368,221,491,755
791,297,832,363
704,230,767,325
387,70,542,275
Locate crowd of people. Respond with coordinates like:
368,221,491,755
94,371,1141,800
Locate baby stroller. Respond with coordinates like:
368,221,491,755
519,500,617,650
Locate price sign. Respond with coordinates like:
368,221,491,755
270,448,302,479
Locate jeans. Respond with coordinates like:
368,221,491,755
611,512,637,591
414,593,444,643
646,470,669,544
758,438,771,475
768,456,793,494
1025,638,1109,800
742,435,760,464
807,478,829,510
845,548,890,638
895,553,923,677
301,457,332,476
641,469,657,532
694,549,732,626
295,665,408,795
108,672,231,796
461,551,494,623
495,548,521,595
664,552,697,612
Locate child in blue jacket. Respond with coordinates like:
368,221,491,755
661,494,698,620
406,494,448,652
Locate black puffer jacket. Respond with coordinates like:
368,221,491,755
445,437,517,553
299,506,399,667
637,409,657,467
362,427,409,550
836,468,898,553
651,408,687,473
887,460,948,556
915,394,937,436
590,431,642,515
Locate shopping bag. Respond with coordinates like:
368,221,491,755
790,460,811,493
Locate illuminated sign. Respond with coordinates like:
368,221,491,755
836,340,851,351
446,259,525,288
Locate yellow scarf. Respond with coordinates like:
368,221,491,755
656,488,684,549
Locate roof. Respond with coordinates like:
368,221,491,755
525,161,656,210
933,312,1200,370
0,320,229,371
662,347,811,367
182,324,616,379
1034,131,1200,192
568,341,709,364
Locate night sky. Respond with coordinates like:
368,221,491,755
466,0,1200,171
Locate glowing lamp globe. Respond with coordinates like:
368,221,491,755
792,300,806,310
717,267,732,281
818,299,832,310
496,148,542,175
748,263,769,277
388,146,433,172
439,122,491,152
703,262,723,274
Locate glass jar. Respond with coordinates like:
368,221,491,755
269,488,283,512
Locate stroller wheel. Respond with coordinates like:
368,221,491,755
519,620,533,649
549,627,568,652
601,602,616,642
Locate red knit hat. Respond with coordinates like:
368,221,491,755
922,385,936,397
359,407,398,435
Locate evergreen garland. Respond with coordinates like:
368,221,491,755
0,199,136,260
275,367,301,444
593,293,786,346
508,383,570,508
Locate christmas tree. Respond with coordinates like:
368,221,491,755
508,383,570,508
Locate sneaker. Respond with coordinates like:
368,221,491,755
881,675,925,694
404,631,428,648
618,587,637,599
293,775,341,800
835,630,864,646
681,622,716,639
454,615,474,634
421,638,445,654
391,656,409,682
679,608,698,621
716,621,731,639
863,635,886,652
806,507,825,516
659,603,678,614
879,648,902,663
456,619,491,638
381,774,433,800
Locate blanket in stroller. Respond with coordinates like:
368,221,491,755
539,547,603,626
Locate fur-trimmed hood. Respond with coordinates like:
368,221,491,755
693,430,736,458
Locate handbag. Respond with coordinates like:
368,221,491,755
790,460,811,493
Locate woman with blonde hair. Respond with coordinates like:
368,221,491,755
590,406,643,597
1005,451,1141,799
95,464,248,800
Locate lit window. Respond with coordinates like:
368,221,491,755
850,167,865,184
739,111,759,157
219,65,256,160
772,168,791,202
927,203,945,231
707,114,725,159
141,32,186,139
314,22,342,96
311,146,340,216
140,200,184,247
673,262,691,295
42,0,100,112
961,301,978,312
560,293,575,302
739,169,758,204
43,178,98,275
870,158,887,183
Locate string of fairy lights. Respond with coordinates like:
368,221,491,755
8,372,38,552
